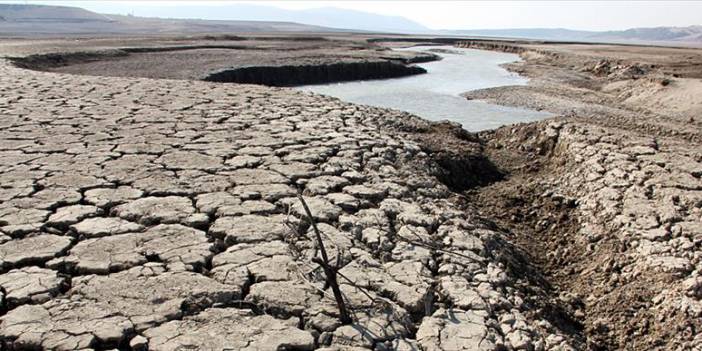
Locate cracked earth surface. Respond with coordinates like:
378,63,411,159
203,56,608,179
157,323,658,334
0,55,582,351
452,40,702,350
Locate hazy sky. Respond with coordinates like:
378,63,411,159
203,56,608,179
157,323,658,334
13,1,702,30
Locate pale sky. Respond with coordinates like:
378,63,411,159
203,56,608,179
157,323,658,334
11,1,702,31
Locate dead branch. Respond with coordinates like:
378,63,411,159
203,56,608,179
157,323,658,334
297,194,352,325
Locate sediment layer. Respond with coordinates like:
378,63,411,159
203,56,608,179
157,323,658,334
6,37,439,83
203,60,426,86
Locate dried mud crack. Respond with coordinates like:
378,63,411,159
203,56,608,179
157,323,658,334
468,119,701,350
0,38,589,350
0,36,700,351
0,48,579,350
455,39,702,350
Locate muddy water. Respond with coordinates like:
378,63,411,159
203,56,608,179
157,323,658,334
298,46,551,131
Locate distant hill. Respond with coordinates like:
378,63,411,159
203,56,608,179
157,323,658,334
445,26,702,45
0,3,429,35
0,4,112,22
445,28,593,41
2,3,700,45
0,4,345,37
73,3,430,34
594,25,702,43
284,6,429,33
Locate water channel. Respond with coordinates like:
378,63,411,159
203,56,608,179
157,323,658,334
298,46,551,131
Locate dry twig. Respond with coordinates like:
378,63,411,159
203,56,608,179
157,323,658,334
297,194,352,325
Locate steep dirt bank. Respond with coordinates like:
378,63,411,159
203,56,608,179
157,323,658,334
203,60,426,86
5,37,438,83
460,40,702,350
472,120,702,350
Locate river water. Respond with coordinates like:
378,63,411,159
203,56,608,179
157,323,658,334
298,46,551,131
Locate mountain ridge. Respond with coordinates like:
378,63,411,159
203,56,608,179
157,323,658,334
0,4,347,36
0,3,112,22
2,3,428,34
444,25,702,44
0,3,700,45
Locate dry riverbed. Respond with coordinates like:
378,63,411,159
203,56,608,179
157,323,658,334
460,40,702,350
0,35,700,351
0,35,577,351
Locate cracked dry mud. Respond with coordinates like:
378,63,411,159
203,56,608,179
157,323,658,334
1,37,700,351
476,120,702,350
0,52,580,351
457,40,702,350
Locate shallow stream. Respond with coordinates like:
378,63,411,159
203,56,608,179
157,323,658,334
298,46,551,131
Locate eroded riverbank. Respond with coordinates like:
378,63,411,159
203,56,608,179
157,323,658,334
0,37,583,351
460,40,702,350
7,36,437,83
0,35,699,351
299,45,552,131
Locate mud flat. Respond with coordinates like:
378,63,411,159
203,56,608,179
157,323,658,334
7,36,437,84
0,37,582,350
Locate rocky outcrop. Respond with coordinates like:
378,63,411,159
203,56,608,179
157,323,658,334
368,37,464,45
457,41,529,54
203,60,427,86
